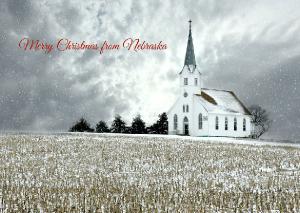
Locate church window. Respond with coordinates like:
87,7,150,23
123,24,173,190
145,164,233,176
184,78,188,85
198,113,203,129
195,78,198,85
183,105,185,112
234,118,237,131
243,118,246,131
184,92,188,97
215,116,219,130
225,117,228,130
174,114,178,130
186,105,189,112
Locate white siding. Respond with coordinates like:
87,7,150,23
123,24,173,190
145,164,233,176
191,95,209,136
207,114,251,137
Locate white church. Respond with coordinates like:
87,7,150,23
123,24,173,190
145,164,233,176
167,20,252,137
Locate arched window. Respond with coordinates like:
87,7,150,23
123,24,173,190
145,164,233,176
243,118,246,131
234,117,237,131
174,114,178,130
186,105,189,112
184,78,188,85
215,116,219,130
194,78,198,85
198,113,203,129
183,105,185,112
225,117,228,130
183,116,189,122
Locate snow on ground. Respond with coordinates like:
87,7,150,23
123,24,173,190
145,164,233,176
95,132,300,148
3,131,299,147
0,133,300,212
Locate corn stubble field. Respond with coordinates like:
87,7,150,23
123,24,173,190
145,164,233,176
0,133,300,212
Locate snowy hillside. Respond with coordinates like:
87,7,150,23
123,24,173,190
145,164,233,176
0,133,299,212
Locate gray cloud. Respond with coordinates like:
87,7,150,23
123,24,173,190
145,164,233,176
0,0,299,141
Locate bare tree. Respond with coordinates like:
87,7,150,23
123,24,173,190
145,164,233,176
249,105,271,138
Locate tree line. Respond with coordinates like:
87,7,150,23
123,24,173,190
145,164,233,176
69,105,270,138
69,113,168,134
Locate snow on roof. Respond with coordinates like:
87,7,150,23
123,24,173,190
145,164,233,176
196,88,251,115
179,64,200,74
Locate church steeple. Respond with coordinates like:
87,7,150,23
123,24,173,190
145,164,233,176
184,20,196,66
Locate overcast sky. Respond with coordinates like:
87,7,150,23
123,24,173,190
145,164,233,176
0,0,299,140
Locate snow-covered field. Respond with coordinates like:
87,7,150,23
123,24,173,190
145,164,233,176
0,133,300,212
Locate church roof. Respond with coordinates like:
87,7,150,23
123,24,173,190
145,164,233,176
184,20,196,66
196,88,251,115
179,20,199,74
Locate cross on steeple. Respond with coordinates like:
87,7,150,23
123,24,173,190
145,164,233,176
184,19,196,66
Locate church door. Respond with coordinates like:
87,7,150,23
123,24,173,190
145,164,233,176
183,117,189,135
184,124,189,135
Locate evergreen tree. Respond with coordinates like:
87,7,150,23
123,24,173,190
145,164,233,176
131,114,146,134
95,120,110,133
110,115,126,133
148,112,168,134
69,117,94,132
123,126,132,134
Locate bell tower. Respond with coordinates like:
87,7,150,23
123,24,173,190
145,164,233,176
179,20,202,96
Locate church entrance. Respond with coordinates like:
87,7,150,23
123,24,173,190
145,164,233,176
183,117,189,135
184,124,189,135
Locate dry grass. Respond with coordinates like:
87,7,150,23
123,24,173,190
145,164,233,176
0,133,299,212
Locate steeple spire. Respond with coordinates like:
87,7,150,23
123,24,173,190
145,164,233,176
184,19,196,66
